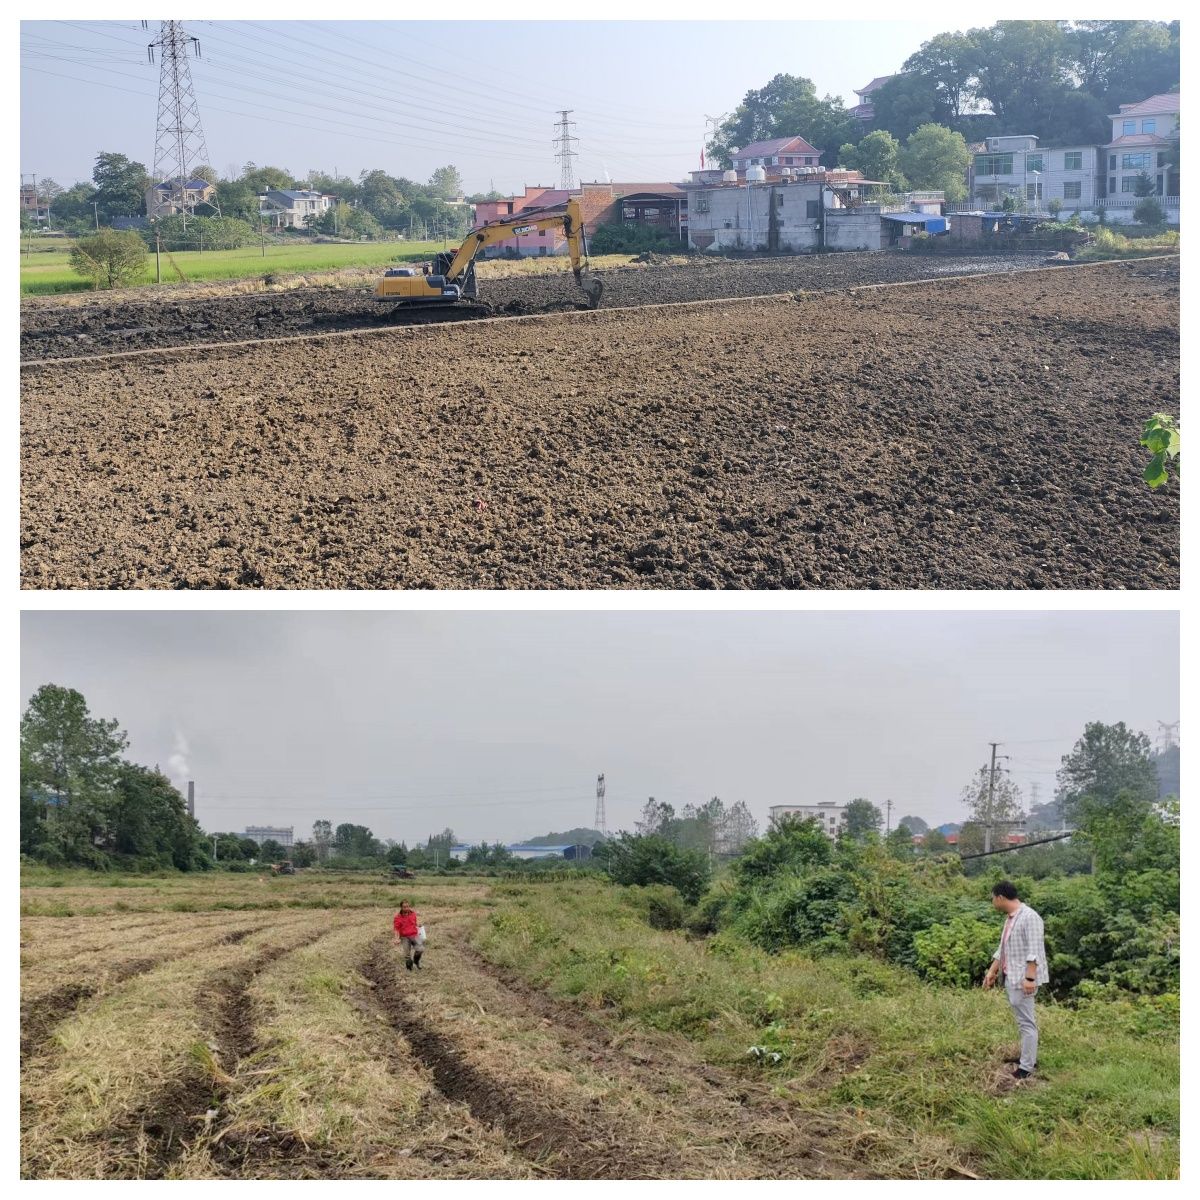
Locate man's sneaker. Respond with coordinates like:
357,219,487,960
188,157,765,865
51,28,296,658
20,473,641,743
405,959,414,971
414,957,422,969
1014,1068,1033,1079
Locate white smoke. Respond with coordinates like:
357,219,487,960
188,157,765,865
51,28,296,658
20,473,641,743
167,728,191,789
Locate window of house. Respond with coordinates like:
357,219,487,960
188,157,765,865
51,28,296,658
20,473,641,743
806,200,819,218
1121,176,1140,192
1143,119,1156,134
1122,152,1150,170
1123,119,1136,134
784,157,794,164
1026,154,1043,172
1109,176,1116,194
1109,154,1117,170
694,193,710,214
1063,181,1082,199
805,157,815,165
1156,175,1165,195
1157,151,1169,168
1064,151,1083,171
976,153,1014,176
1027,182,1042,200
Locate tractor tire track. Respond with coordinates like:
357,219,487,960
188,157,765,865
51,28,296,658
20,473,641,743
102,931,323,1179
358,942,662,1179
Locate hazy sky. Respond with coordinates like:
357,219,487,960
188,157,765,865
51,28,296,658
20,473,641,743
20,611,1178,844
20,19,950,193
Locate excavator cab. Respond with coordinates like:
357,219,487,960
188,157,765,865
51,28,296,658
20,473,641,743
375,266,462,305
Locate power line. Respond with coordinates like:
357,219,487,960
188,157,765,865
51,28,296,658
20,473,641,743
959,831,1073,860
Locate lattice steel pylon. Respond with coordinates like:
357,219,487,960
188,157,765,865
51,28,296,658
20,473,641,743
554,110,578,191
594,774,607,836
145,21,218,216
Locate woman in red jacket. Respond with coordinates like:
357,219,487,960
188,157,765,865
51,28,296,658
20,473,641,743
392,900,424,970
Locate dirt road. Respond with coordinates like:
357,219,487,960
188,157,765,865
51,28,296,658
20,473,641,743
21,257,1178,590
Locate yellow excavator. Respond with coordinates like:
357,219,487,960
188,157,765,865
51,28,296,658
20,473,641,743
374,197,604,310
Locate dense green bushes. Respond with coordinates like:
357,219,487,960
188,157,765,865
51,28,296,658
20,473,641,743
707,814,1178,1000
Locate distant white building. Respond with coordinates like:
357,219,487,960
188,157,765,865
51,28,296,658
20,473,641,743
768,802,847,839
448,843,592,861
258,189,334,229
244,825,294,848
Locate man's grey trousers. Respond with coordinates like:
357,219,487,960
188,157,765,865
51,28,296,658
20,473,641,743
1006,984,1038,1072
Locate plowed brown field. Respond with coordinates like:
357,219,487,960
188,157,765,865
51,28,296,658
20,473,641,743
20,257,1178,590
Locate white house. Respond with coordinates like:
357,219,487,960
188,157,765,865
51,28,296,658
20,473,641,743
258,189,334,229
1100,92,1179,224
768,802,847,839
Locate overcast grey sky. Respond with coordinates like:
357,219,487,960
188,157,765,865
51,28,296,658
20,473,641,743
20,610,1177,843
20,19,950,193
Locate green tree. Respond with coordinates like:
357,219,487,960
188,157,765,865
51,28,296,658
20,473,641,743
870,73,953,143
21,684,128,863
886,823,915,858
69,229,147,290
839,130,907,189
258,838,286,863
900,124,971,202
110,763,206,869
1133,197,1165,226
91,152,150,221
712,73,857,168
428,165,464,200
291,840,317,868
898,814,928,834
334,823,381,858
311,819,333,864
922,827,950,854
960,763,1024,832
732,815,833,883
842,798,883,841
903,30,981,122
598,833,711,903
1056,721,1158,826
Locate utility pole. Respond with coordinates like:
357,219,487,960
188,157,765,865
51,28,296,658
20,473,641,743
885,798,894,834
553,110,578,191
594,774,607,836
93,201,100,231
212,834,218,861
259,212,266,257
984,743,999,854
146,21,219,219
155,232,162,283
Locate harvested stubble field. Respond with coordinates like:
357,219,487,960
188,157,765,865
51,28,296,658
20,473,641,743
20,871,1177,1180
19,871,875,1180
21,257,1178,590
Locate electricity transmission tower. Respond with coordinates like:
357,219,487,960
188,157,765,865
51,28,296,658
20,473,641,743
594,774,607,836
554,110,578,191
1157,720,1180,753
145,20,219,216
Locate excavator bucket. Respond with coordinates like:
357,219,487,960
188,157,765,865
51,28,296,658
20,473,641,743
582,277,604,309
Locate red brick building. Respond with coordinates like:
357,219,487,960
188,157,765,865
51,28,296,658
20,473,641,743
474,181,686,256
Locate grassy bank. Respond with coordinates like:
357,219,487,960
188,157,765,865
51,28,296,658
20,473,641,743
470,879,1178,1179
1075,227,1180,261
18,239,446,295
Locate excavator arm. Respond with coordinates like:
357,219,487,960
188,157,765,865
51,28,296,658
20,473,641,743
445,197,604,308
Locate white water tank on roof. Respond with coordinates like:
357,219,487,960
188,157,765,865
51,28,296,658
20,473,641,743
722,170,738,183
747,165,767,182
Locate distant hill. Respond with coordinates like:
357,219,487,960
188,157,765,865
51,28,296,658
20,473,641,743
522,827,606,847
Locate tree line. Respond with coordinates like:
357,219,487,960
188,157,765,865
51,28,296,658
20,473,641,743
23,154,479,244
709,20,1179,204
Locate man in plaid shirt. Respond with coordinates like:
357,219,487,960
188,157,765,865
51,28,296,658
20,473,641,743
983,880,1048,1079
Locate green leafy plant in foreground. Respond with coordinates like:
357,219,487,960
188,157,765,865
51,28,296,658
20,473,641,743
1141,413,1180,488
